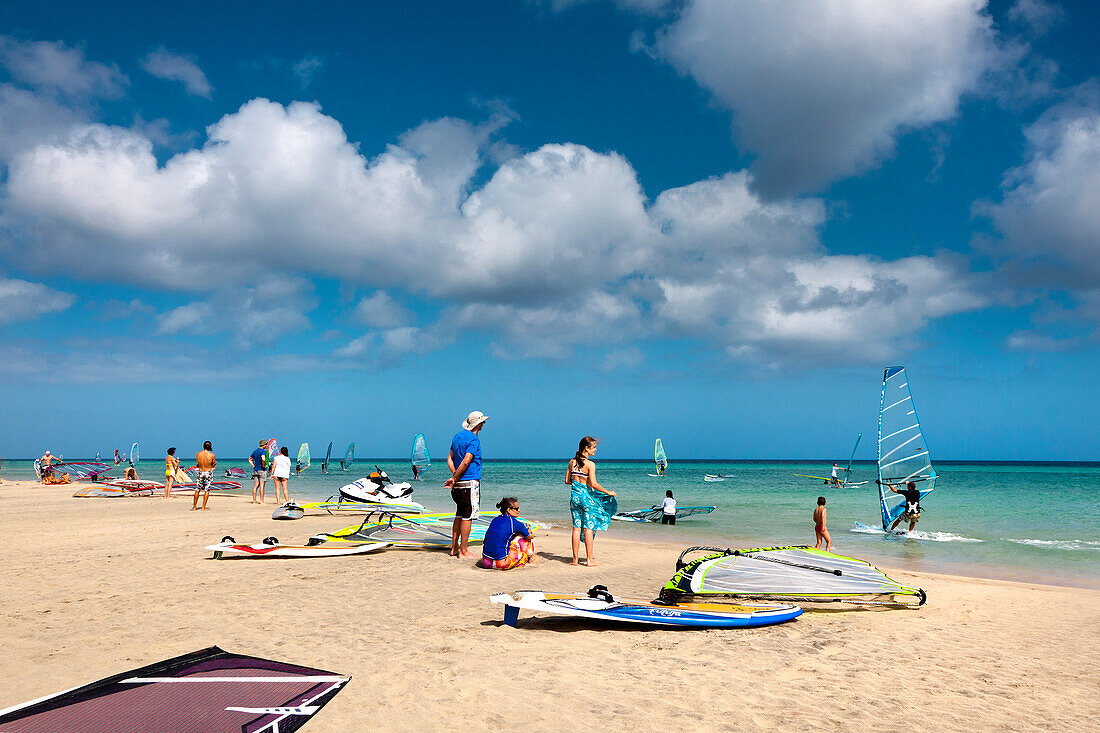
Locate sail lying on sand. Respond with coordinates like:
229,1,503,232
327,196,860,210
878,366,937,530
658,545,926,607
0,646,349,732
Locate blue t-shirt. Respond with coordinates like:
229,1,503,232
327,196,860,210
482,514,529,560
449,429,482,481
249,448,267,471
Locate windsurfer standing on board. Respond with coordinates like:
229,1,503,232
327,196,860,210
192,441,216,511
830,463,842,488
884,480,922,533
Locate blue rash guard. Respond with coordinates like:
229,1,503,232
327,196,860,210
449,429,482,481
482,514,530,560
249,448,267,471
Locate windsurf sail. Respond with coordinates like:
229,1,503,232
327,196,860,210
844,432,861,481
0,646,348,732
129,442,139,466
49,462,114,480
266,438,278,472
342,442,354,471
878,366,937,530
654,438,667,474
297,443,310,472
319,511,538,548
612,505,717,522
659,545,926,607
411,433,430,472
322,441,333,473
94,451,101,462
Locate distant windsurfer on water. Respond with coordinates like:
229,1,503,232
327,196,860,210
885,481,922,533
830,463,842,487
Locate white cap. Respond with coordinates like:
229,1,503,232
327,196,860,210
462,411,490,430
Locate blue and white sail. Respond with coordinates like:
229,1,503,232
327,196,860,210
411,433,430,471
877,366,936,529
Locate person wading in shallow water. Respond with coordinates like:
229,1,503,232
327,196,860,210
883,480,923,533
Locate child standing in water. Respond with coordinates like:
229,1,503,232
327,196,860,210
813,496,832,551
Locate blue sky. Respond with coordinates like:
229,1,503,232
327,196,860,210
1,0,1097,460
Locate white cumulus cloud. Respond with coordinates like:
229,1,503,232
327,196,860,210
653,0,1006,197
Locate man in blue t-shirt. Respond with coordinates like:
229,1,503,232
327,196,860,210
248,439,268,504
443,410,489,558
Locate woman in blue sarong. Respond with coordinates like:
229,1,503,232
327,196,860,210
565,436,617,566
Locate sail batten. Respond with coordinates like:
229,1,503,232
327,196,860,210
877,366,937,529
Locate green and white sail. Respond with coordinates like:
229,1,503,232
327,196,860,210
654,438,667,473
297,442,310,471
659,545,926,607
878,366,936,529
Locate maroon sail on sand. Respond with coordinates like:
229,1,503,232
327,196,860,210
0,646,349,732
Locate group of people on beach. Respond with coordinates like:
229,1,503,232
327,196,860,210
245,440,292,506
441,411,619,570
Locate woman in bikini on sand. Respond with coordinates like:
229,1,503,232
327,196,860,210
565,436,617,567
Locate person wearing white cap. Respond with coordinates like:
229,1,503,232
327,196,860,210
443,411,489,558
40,450,64,480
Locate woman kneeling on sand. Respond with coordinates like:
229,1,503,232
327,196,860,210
479,497,535,570
566,436,617,566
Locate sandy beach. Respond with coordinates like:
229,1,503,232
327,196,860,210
2,478,1098,731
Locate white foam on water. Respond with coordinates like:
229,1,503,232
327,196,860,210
849,523,982,542
906,530,983,543
1005,538,1100,552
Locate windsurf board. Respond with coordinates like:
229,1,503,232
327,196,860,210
490,588,802,628
206,539,389,559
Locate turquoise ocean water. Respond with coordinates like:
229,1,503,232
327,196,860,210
6,459,1098,588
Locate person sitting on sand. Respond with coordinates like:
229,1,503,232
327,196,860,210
479,497,535,570
886,481,923,533
192,441,216,511
566,436,617,567
661,490,677,525
813,496,832,551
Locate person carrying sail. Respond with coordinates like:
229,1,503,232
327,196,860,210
886,481,923,533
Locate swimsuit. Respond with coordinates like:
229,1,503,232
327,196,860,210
195,470,213,492
450,479,480,521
